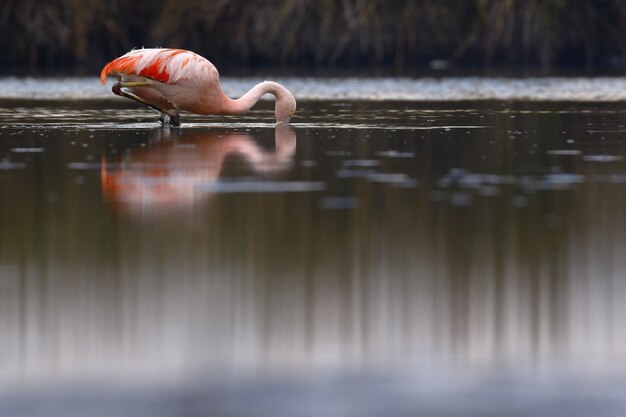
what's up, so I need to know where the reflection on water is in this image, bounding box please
[1,98,626,414]
[101,125,297,213]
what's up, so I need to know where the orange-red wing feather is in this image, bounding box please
[100,56,140,84]
[138,57,171,84]
[100,49,188,85]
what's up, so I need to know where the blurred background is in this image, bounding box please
[2,0,626,74]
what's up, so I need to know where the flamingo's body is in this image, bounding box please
[100,48,296,125]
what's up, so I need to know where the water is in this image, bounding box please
[1,77,626,416]
[3,75,626,101]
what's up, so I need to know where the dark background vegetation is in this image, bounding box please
[2,0,626,74]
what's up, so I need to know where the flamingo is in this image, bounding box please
[100,48,296,126]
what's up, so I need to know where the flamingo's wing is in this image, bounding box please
[100,48,216,85]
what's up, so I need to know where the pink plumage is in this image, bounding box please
[100,48,296,124]
[100,48,207,85]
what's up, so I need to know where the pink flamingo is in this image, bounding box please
[100,48,296,126]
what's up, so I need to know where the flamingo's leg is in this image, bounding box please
[115,81,151,88]
[157,111,180,127]
[112,82,164,113]
[169,112,181,127]
[112,82,181,126]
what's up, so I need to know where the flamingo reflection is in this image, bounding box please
[101,125,296,213]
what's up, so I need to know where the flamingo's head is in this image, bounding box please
[276,88,296,124]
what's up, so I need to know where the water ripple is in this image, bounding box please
[3,76,626,101]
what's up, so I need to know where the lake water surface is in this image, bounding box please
[1,77,626,416]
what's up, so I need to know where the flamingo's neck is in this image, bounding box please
[221,81,296,124]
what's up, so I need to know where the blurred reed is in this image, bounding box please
[1,0,626,72]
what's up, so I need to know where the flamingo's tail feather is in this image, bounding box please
[100,56,142,85]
